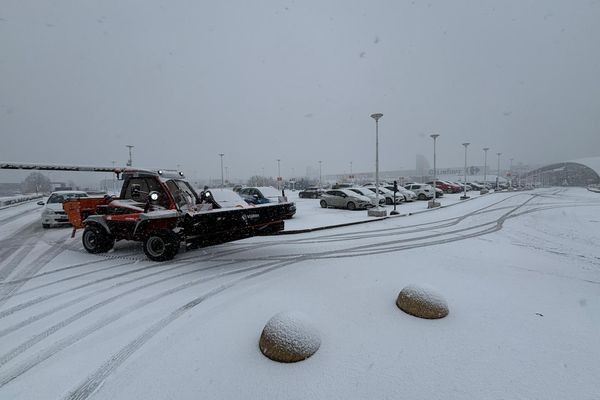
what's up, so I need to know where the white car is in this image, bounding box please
[364,186,403,205]
[348,187,386,206]
[384,185,417,202]
[404,184,435,200]
[39,190,88,228]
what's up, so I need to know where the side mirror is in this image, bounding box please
[37,201,45,206]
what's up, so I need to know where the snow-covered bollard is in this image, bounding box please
[259,311,321,363]
[396,284,449,319]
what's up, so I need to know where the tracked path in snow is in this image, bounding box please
[0,189,598,399]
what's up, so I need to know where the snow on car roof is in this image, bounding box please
[254,186,282,197]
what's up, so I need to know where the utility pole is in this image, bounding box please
[219,153,224,188]
[126,145,134,167]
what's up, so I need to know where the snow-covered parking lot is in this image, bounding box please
[0,187,599,399]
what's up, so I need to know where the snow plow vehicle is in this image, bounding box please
[62,169,295,261]
[0,162,295,261]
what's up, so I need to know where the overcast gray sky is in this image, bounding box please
[1,0,599,184]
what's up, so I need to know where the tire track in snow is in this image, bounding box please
[62,257,301,400]
[0,258,290,388]
[0,259,240,339]
[0,241,67,308]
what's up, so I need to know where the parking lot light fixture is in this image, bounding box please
[481,147,490,194]
[219,153,224,188]
[428,134,440,208]
[496,153,502,190]
[460,143,470,200]
[368,113,386,217]
[318,160,322,190]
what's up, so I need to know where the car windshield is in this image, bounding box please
[47,193,87,203]
[166,180,197,210]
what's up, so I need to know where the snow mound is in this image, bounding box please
[259,311,321,363]
[396,284,449,319]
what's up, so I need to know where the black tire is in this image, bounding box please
[418,193,427,200]
[385,197,393,205]
[347,201,356,210]
[143,231,180,261]
[320,200,328,208]
[82,225,114,254]
[42,223,51,229]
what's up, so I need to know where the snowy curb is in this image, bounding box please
[281,193,485,235]
[0,196,44,211]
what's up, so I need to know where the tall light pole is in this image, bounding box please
[111,161,116,194]
[318,161,322,189]
[277,159,281,191]
[483,148,489,183]
[481,147,490,194]
[496,152,502,190]
[509,158,514,190]
[369,113,386,216]
[126,145,134,167]
[429,134,440,208]
[461,143,470,200]
[350,161,353,183]
[219,153,224,188]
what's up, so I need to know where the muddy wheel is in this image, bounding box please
[42,223,51,229]
[320,200,327,208]
[347,201,356,210]
[418,193,427,200]
[143,231,180,261]
[82,225,114,254]
[385,197,393,205]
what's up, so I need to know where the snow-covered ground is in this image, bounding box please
[0,188,599,399]
[284,189,484,231]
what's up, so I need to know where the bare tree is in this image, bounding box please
[21,172,51,194]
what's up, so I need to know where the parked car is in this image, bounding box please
[238,186,296,218]
[239,186,281,204]
[319,189,373,210]
[298,187,324,199]
[383,185,417,202]
[38,190,89,228]
[208,188,251,208]
[426,181,455,193]
[348,187,386,206]
[364,186,403,205]
[404,184,435,200]
[466,182,484,190]
[440,180,463,193]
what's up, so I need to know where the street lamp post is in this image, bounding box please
[350,161,353,184]
[277,159,281,191]
[461,143,470,200]
[496,152,502,190]
[368,113,386,217]
[126,145,134,167]
[219,153,224,188]
[509,158,514,190]
[318,160,322,190]
[481,147,490,194]
[428,134,440,208]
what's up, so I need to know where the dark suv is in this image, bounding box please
[298,187,324,199]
